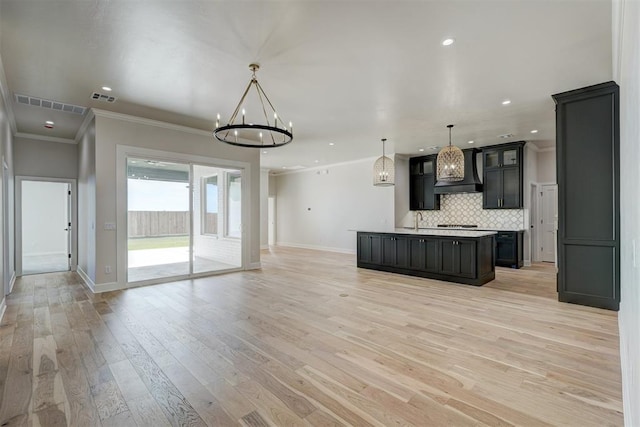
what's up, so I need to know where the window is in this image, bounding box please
[226,172,241,238]
[203,175,218,235]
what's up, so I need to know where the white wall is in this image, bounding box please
[275,158,394,253]
[522,144,538,264]
[92,110,260,287]
[537,149,556,183]
[77,118,96,282]
[614,1,640,425]
[14,136,78,179]
[260,169,269,248]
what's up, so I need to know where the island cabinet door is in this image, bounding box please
[358,233,382,264]
[439,239,477,278]
[408,238,439,272]
[457,240,477,278]
[381,235,409,267]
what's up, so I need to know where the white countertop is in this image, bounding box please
[422,227,526,232]
[357,228,497,238]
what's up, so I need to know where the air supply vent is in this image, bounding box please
[15,93,86,115]
[91,92,117,103]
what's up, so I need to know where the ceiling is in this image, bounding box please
[0,1,612,171]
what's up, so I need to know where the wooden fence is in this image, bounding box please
[128,211,189,237]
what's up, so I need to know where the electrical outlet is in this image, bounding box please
[105,265,112,274]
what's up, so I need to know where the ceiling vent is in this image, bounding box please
[91,92,117,103]
[499,133,515,139]
[15,93,86,115]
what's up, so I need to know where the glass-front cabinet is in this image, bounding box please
[481,141,525,209]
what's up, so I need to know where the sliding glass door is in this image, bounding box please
[127,157,242,283]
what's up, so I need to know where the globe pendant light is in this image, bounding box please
[437,124,464,182]
[373,138,395,186]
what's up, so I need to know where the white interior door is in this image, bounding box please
[21,180,70,275]
[268,196,276,246]
[540,184,558,263]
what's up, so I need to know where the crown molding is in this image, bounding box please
[92,108,212,137]
[14,132,76,145]
[270,155,380,176]
[0,54,17,135]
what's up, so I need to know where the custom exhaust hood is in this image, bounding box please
[434,148,483,194]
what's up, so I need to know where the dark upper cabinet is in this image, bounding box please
[552,81,620,311]
[409,155,440,210]
[482,142,525,209]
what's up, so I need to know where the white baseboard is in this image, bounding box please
[247,262,262,270]
[77,267,96,293]
[0,297,6,323]
[524,260,532,267]
[260,244,269,250]
[9,272,15,293]
[93,282,121,293]
[276,241,356,255]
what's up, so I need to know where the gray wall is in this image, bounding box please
[14,136,78,179]
[77,118,96,282]
[537,149,556,183]
[86,110,260,287]
[0,65,15,302]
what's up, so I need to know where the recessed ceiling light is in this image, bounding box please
[329,142,335,146]
[282,166,287,169]
[314,160,319,163]
[502,100,511,105]
[262,151,267,154]
[442,38,455,46]
[418,148,425,152]
[102,86,112,92]
[45,120,54,125]
[530,129,538,134]
[468,140,475,144]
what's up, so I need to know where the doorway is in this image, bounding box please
[540,184,558,264]
[16,178,75,275]
[126,157,243,284]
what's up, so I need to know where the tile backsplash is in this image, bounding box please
[414,193,525,230]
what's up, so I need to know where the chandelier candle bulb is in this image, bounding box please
[242,109,245,124]
[274,112,278,127]
[289,122,293,134]
[260,132,263,143]
[234,130,238,143]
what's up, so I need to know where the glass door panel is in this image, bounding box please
[127,158,190,282]
[192,165,242,274]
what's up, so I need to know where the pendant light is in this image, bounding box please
[373,138,395,186]
[437,124,464,182]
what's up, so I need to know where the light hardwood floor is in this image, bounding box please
[0,247,623,426]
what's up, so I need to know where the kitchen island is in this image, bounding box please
[357,229,497,286]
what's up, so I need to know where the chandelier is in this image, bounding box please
[373,138,395,186]
[214,64,293,148]
[437,124,464,181]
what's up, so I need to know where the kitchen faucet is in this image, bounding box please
[415,211,423,231]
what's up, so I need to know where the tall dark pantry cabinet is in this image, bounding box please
[552,81,620,311]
